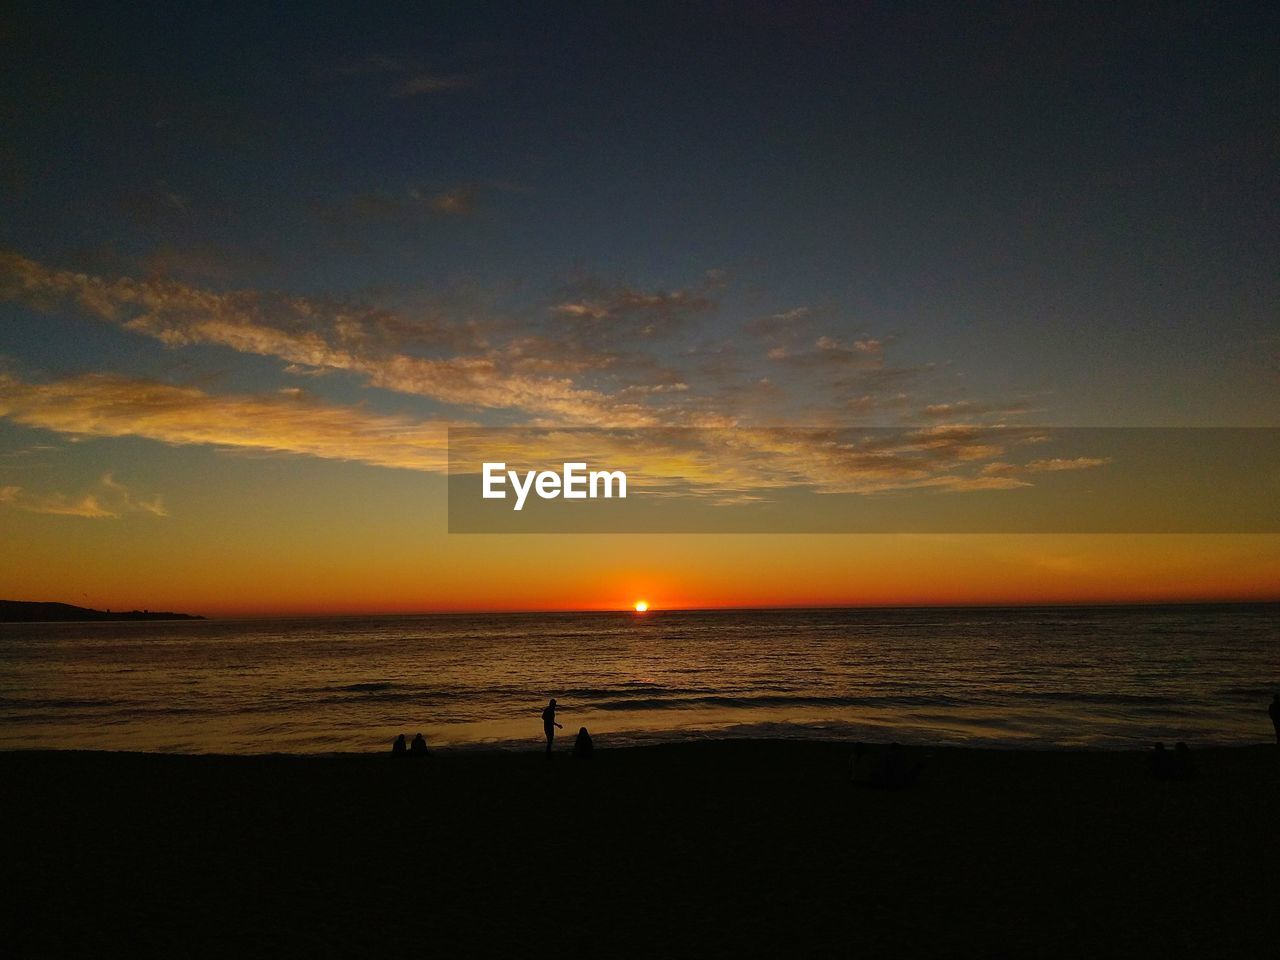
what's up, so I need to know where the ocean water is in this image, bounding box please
[1,605,1276,754]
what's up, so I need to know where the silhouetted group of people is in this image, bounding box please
[390,693,1280,763]
[390,700,595,760]
[1144,695,1280,779]
[391,732,430,757]
[542,698,593,759]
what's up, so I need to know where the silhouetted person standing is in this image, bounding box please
[410,732,429,756]
[1270,694,1280,746]
[391,733,407,756]
[542,698,563,756]
[573,726,593,760]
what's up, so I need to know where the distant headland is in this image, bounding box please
[0,600,204,623]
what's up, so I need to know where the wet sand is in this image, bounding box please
[3,741,1278,958]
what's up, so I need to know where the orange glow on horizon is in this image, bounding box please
[2,489,1277,618]
[634,600,649,613]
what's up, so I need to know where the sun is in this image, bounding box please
[633,600,649,613]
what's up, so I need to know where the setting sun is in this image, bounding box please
[633,600,649,613]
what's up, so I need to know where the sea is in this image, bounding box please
[1,604,1276,754]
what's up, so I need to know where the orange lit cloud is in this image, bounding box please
[1,250,1021,435]
[0,252,1114,500]
[0,251,657,427]
[0,373,450,472]
[0,472,166,519]
[0,369,1112,500]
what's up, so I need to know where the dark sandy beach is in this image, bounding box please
[4,741,1278,958]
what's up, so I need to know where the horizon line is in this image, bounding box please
[44,596,1277,620]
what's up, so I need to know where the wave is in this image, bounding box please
[1024,691,1192,706]
[0,696,121,709]
[588,693,972,711]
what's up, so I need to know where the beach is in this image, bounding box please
[4,741,1278,958]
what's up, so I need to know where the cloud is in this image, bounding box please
[0,473,167,519]
[0,251,657,427]
[0,372,451,472]
[768,335,886,368]
[448,424,1059,500]
[1026,457,1111,472]
[0,249,1095,492]
[920,400,1031,421]
[332,183,485,222]
[338,56,471,97]
[551,285,715,338]
[845,392,910,414]
[746,308,905,390]
[4,252,950,432]
[426,186,477,216]
[619,382,690,396]
[505,280,722,391]
[116,181,192,224]
[134,244,235,283]
[744,307,811,340]
[981,456,1111,477]
[393,73,471,96]
[0,364,1116,508]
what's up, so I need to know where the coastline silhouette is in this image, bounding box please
[542,698,563,756]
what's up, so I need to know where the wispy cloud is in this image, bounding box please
[551,285,715,338]
[0,366,1117,504]
[768,335,885,367]
[0,250,1077,489]
[0,251,656,427]
[920,400,1032,421]
[981,456,1111,477]
[449,425,1088,499]
[0,472,167,519]
[338,55,472,97]
[0,373,451,472]
[116,180,192,224]
[330,183,491,223]
[1026,456,1111,472]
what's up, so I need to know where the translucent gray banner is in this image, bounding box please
[447,427,1280,533]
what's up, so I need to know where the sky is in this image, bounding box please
[1,1,1277,614]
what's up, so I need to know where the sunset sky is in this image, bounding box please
[1,2,1277,614]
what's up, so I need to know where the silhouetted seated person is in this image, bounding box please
[391,733,407,756]
[572,726,594,760]
[1271,694,1280,747]
[410,732,430,756]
